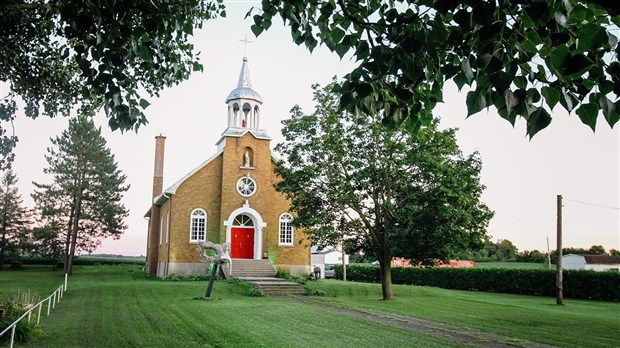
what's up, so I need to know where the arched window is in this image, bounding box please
[189,209,207,243]
[279,213,293,245]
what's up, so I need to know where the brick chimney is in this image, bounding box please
[147,135,166,276]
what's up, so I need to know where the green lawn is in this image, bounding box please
[305,280,620,348]
[0,265,461,347]
[1,265,618,348]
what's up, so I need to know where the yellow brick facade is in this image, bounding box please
[150,132,310,277]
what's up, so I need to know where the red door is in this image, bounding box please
[231,227,254,259]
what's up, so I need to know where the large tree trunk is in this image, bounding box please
[66,195,82,275]
[379,255,393,300]
[63,206,75,274]
[0,229,6,270]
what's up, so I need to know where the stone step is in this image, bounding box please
[229,259,277,278]
[238,276,307,296]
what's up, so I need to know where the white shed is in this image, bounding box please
[310,247,350,278]
[562,254,620,272]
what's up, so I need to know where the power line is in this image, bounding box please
[564,198,620,211]
[488,210,545,232]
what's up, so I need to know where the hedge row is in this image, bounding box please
[335,265,620,301]
[5,257,145,266]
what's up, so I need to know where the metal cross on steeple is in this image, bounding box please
[239,35,253,56]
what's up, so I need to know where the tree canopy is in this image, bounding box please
[0,0,225,167]
[275,82,493,299]
[252,0,620,136]
[0,170,30,269]
[32,115,129,274]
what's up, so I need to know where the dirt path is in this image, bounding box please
[286,296,556,348]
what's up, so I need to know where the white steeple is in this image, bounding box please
[225,57,263,129]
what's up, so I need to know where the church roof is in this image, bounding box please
[225,57,263,104]
[152,149,224,206]
[216,127,271,147]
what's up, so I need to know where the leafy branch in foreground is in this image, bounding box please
[252,0,620,137]
[0,0,225,167]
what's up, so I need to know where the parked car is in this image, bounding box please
[324,264,335,278]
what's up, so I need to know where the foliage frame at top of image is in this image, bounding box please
[0,0,226,167]
[252,0,620,137]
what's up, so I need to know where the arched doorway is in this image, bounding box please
[230,214,254,259]
[224,202,266,260]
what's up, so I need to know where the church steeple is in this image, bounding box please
[225,57,263,129]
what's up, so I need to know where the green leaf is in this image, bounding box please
[262,18,272,31]
[466,90,486,117]
[504,89,518,116]
[565,53,592,77]
[460,58,474,83]
[577,23,609,51]
[606,101,620,127]
[596,97,618,128]
[541,86,560,110]
[490,71,511,93]
[526,107,552,138]
[139,98,150,109]
[550,45,570,73]
[251,24,263,37]
[575,102,599,132]
[335,44,349,58]
[331,27,345,44]
[514,76,527,89]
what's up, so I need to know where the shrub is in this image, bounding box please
[0,291,44,344]
[309,289,326,297]
[335,265,620,301]
[248,286,265,297]
[163,273,211,281]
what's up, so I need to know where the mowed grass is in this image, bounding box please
[1,265,462,348]
[305,280,620,348]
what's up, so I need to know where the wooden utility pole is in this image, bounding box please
[556,194,563,305]
[546,236,551,269]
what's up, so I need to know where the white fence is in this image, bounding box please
[0,274,68,348]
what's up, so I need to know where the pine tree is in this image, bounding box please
[32,116,129,274]
[0,170,30,269]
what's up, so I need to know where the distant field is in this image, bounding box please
[1,265,617,347]
[474,262,549,269]
[78,254,146,264]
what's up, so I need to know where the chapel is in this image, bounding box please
[144,57,311,278]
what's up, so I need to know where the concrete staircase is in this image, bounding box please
[229,258,277,278]
[229,259,306,296]
[239,277,307,296]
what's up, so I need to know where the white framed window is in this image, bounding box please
[279,213,293,245]
[189,208,207,243]
[165,210,170,244]
[236,176,257,197]
[233,214,254,227]
[159,215,164,245]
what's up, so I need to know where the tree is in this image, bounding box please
[275,82,493,300]
[252,1,620,138]
[0,170,30,269]
[0,0,225,167]
[588,244,606,254]
[32,116,129,274]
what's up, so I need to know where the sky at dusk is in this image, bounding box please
[7,3,620,256]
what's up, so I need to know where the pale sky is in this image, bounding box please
[8,3,620,256]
